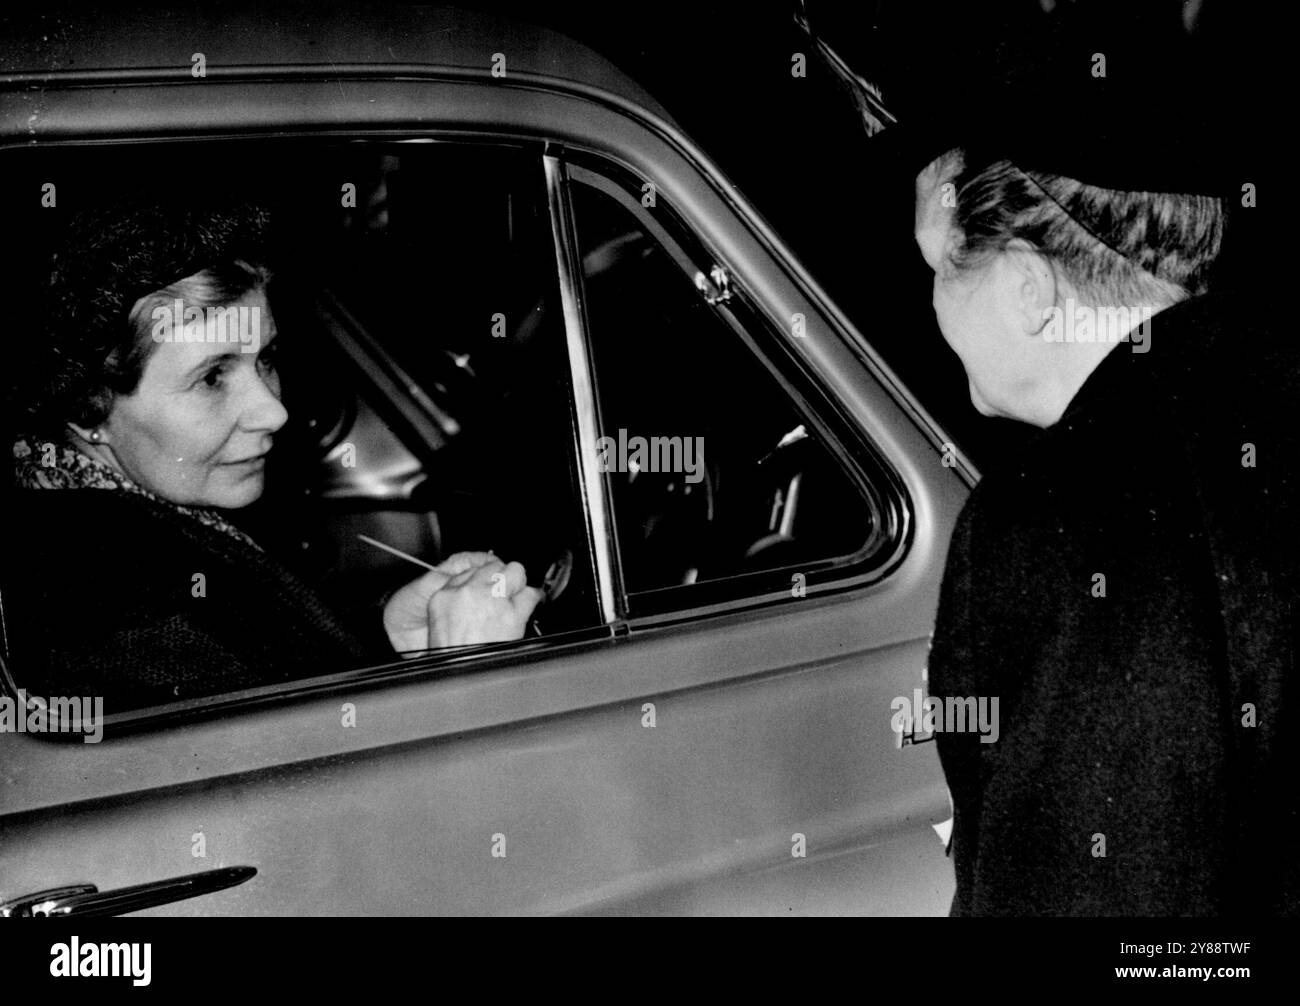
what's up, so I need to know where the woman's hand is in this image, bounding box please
[382,551,540,654]
[382,571,451,656]
[426,557,542,648]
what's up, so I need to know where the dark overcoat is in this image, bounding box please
[930,293,1298,915]
[1,487,390,712]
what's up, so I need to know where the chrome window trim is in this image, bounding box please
[543,152,621,624]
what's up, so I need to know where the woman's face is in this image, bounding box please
[97,287,287,509]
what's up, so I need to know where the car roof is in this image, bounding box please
[0,4,675,123]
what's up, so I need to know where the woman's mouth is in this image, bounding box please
[222,452,269,468]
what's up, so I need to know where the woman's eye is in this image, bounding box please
[198,365,227,390]
[257,344,279,373]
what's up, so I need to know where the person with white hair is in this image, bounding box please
[911,51,1294,915]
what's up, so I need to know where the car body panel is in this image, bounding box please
[0,5,673,121]
[3,622,950,915]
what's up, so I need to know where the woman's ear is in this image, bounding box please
[66,420,106,446]
[1000,238,1058,335]
[66,389,116,446]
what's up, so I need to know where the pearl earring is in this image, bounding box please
[89,431,101,442]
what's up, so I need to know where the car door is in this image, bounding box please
[0,66,966,916]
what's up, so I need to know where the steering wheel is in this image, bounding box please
[735,433,816,570]
[605,457,718,589]
[526,547,574,636]
[538,547,574,604]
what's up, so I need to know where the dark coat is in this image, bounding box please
[1,487,392,712]
[929,293,1299,916]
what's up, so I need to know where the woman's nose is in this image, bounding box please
[239,370,289,433]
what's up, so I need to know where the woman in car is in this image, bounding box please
[4,198,540,710]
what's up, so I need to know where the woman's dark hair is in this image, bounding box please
[23,199,272,431]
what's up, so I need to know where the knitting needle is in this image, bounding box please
[356,533,442,573]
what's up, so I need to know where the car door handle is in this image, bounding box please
[0,865,256,917]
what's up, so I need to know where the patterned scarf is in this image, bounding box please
[12,434,261,549]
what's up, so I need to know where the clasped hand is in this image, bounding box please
[382,551,542,654]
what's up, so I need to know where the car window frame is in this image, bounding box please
[558,152,912,625]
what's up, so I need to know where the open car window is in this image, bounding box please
[0,139,602,719]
